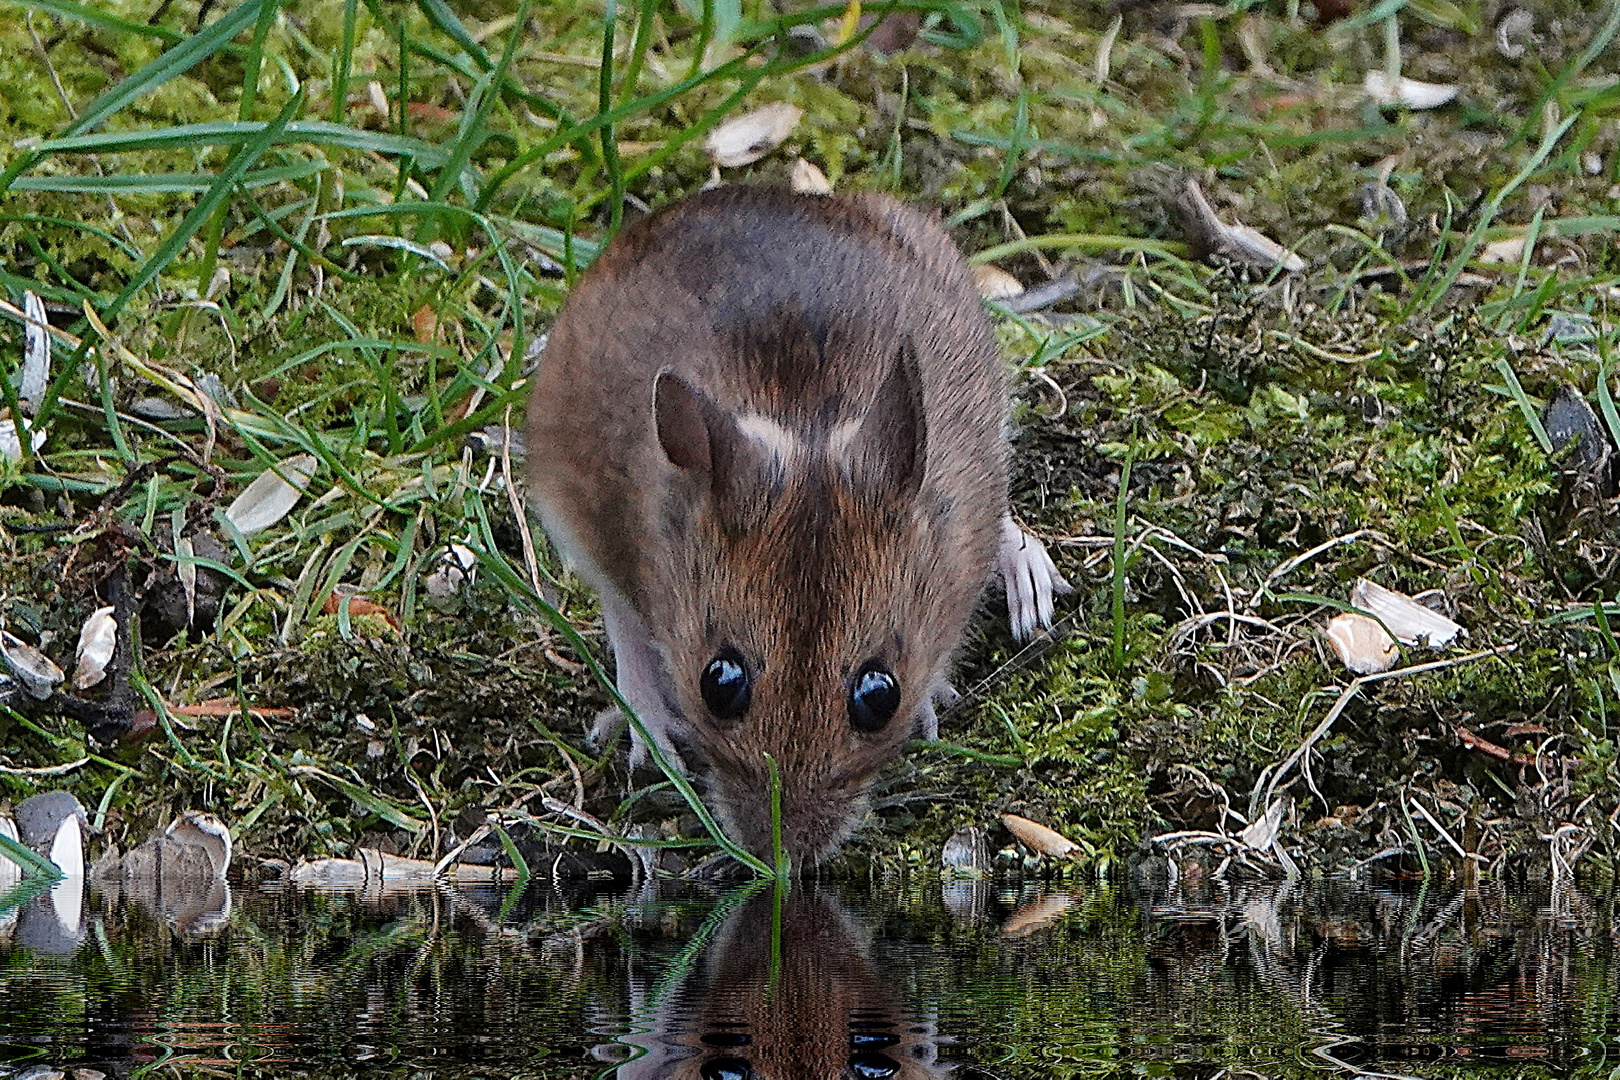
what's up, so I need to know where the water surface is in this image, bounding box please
[2,871,1616,1078]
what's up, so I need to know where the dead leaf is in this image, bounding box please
[322,592,403,633]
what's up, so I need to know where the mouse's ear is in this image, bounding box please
[844,342,927,502]
[654,370,722,474]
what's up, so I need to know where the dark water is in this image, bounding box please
[2,870,1617,1078]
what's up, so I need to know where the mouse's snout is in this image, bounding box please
[701,753,878,870]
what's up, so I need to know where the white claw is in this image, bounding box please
[997,516,1072,641]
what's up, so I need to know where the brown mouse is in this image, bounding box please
[526,186,1068,867]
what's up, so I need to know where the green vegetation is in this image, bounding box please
[0,0,1616,884]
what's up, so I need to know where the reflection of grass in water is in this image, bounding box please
[0,0,1616,881]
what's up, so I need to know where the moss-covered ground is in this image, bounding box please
[0,0,1616,886]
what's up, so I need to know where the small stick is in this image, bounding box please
[0,757,89,777]
[501,404,547,606]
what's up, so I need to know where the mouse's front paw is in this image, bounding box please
[915,677,962,741]
[998,516,1072,641]
[589,705,628,753]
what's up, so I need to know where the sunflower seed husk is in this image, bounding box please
[1364,71,1459,110]
[20,291,49,410]
[788,157,833,195]
[1325,613,1398,674]
[0,630,63,699]
[705,103,803,168]
[72,606,117,690]
[1350,578,1464,647]
[225,453,318,536]
[973,264,1026,301]
[1002,813,1080,858]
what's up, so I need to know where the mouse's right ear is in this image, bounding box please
[656,371,784,532]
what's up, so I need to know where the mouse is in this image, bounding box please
[525,185,1069,867]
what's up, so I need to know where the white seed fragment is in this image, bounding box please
[1364,72,1459,110]
[72,606,117,690]
[225,453,318,536]
[1350,578,1464,647]
[0,419,48,461]
[1002,813,1080,858]
[425,543,478,599]
[21,291,49,410]
[1325,613,1398,675]
[1481,235,1527,264]
[165,811,232,878]
[705,103,803,168]
[973,264,1026,301]
[788,157,833,195]
[0,629,64,699]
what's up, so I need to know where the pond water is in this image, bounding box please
[1,870,1617,1079]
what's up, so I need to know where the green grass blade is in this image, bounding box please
[101,92,304,323]
[599,0,625,234]
[1597,357,1620,453]
[415,0,494,70]
[332,0,360,123]
[0,834,62,882]
[1420,112,1580,311]
[427,0,532,206]
[467,535,773,876]
[14,0,182,42]
[1494,357,1554,455]
[238,0,281,119]
[63,0,267,140]
[1111,453,1133,671]
[11,162,325,195]
[34,120,449,166]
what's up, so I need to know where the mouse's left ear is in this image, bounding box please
[843,342,927,502]
[653,369,720,474]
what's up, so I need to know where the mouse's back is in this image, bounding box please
[526,187,1007,863]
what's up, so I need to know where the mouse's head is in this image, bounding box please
[641,346,985,868]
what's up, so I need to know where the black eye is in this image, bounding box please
[848,662,900,733]
[700,648,751,720]
[701,1058,753,1080]
[847,1052,900,1078]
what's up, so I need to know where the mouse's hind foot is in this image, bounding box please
[998,515,1072,641]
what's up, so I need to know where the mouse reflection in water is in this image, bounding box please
[595,889,950,1079]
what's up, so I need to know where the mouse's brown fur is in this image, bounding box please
[526,187,1005,866]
